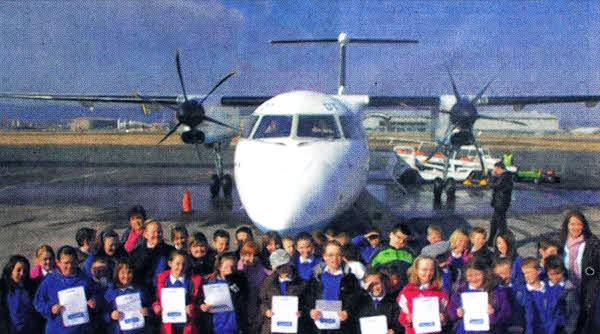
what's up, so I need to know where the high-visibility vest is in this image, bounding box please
[503,153,513,166]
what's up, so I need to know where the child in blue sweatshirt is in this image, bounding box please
[351,227,384,263]
[293,232,323,281]
[2,255,42,334]
[33,245,97,334]
[544,255,579,334]
[520,256,566,334]
[103,260,149,334]
[493,257,525,333]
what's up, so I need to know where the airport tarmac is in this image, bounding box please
[1,144,600,264]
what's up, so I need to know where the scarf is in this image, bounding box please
[567,235,584,282]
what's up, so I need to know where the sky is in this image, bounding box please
[0,0,599,127]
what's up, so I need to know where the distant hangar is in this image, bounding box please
[363,109,559,134]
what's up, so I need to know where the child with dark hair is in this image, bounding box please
[30,245,57,281]
[75,227,97,265]
[187,232,216,276]
[351,227,384,263]
[121,205,147,253]
[34,245,97,334]
[234,226,254,257]
[447,259,511,334]
[357,268,401,334]
[103,260,150,334]
[293,232,322,281]
[212,229,230,256]
[199,252,249,334]
[342,244,366,282]
[2,255,42,333]
[85,228,126,278]
[259,231,283,270]
[153,250,202,334]
[493,230,524,286]
[170,224,188,251]
[493,257,524,333]
[469,227,493,269]
[544,255,579,334]
[537,237,560,281]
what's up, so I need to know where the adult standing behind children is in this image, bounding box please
[488,162,513,247]
[559,210,600,331]
[121,205,147,253]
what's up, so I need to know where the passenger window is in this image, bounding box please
[253,115,292,139]
[339,115,361,139]
[241,116,259,138]
[297,115,340,139]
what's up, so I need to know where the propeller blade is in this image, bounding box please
[473,75,499,103]
[158,122,182,145]
[478,114,527,126]
[203,115,240,132]
[445,66,461,100]
[199,71,236,105]
[174,50,188,102]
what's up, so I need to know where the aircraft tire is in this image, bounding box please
[210,174,220,198]
[446,178,457,199]
[222,174,233,198]
[433,178,443,202]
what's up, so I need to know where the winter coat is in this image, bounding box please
[199,271,249,334]
[568,237,600,332]
[129,242,175,296]
[152,270,202,334]
[397,282,449,334]
[103,285,150,334]
[2,277,42,334]
[33,271,97,334]
[120,227,145,254]
[187,250,217,277]
[304,264,362,334]
[490,171,513,211]
[356,291,401,334]
[259,272,307,334]
[469,247,494,269]
[237,260,270,334]
[446,282,512,334]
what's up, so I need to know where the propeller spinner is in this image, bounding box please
[158,51,237,145]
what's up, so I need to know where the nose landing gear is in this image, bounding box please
[433,177,456,210]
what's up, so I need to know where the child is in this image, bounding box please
[357,268,401,334]
[34,245,97,334]
[2,255,42,334]
[447,259,511,334]
[259,231,282,270]
[212,229,230,255]
[171,224,189,251]
[103,260,150,334]
[441,229,470,295]
[282,235,296,257]
[398,256,449,334]
[305,240,361,333]
[493,258,524,333]
[293,232,323,281]
[30,245,56,281]
[234,226,254,259]
[200,253,249,334]
[537,237,560,281]
[260,249,306,334]
[469,227,493,268]
[187,232,216,276]
[75,227,97,265]
[85,229,126,276]
[420,225,451,260]
[351,227,384,263]
[342,244,366,282]
[544,255,579,334]
[493,231,524,287]
[237,241,270,334]
[153,250,202,334]
[121,205,147,253]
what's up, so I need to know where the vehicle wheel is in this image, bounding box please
[221,174,233,198]
[533,177,541,185]
[210,174,220,198]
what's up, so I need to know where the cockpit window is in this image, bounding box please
[297,115,340,139]
[253,115,293,139]
[241,116,259,138]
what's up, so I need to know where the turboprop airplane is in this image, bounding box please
[2,33,600,234]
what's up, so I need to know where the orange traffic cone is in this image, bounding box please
[182,189,192,213]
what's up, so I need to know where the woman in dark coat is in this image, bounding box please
[559,210,600,332]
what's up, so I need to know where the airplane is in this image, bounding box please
[2,32,600,234]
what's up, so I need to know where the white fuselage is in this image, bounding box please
[234,91,369,233]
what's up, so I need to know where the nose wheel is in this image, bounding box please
[210,173,233,198]
[210,174,221,198]
[433,178,456,204]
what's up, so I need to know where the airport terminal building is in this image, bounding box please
[363,108,560,134]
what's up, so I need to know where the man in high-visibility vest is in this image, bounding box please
[502,151,513,167]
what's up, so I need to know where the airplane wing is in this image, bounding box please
[475,95,600,110]
[0,92,179,105]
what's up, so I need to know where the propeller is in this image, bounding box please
[158,51,237,144]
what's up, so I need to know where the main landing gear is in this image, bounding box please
[210,173,233,198]
[433,177,456,203]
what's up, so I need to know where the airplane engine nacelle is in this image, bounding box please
[449,130,474,147]
[181,130,205,144]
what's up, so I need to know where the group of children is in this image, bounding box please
[0,205,596,334]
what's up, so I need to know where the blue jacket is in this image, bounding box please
[498,283,525,329]
[5,283,39,333]
[293,254,322,281]
[351,235,383,263]
[521,281,565,334]
[103,285,149,334]
[33,271,96,334]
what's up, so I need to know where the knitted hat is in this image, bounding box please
[269,249,291,271]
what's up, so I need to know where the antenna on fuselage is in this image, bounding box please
[270,33,418,95]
